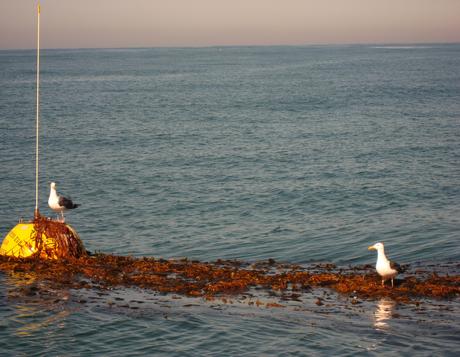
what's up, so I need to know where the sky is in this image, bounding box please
[0,0,459,49]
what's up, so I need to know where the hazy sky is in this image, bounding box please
[1,0,459,49]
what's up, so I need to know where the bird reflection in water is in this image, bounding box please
[374,298,395,330]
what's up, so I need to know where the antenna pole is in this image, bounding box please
[34,2,40,219]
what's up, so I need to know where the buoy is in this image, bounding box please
[0,3,85,260]
[0,214,86,259]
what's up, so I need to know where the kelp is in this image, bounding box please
[32,214,86,259]
[0,253,458,303]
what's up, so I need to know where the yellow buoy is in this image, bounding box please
[0,215,86,259]
[1,5,86,260]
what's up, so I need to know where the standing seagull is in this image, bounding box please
[368,242,402,287]
[48,182,79,222]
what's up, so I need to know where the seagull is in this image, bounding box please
[368,242,402,287]
[48,182,79,222]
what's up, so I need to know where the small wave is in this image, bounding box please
[371,46,432,50]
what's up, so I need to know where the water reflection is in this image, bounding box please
[373,298,395,330]
[14,305,70,336]
[4,271,72,337]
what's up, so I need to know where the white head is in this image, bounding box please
[368,242,384,252]
[50,182,56,190]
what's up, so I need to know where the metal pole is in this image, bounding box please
[35,2,40,218]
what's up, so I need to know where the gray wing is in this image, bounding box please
[390,261,406,273]
[58,196,79,209]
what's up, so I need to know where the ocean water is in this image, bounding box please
[0,44,459,356]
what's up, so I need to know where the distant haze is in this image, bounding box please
[1,0,459,49]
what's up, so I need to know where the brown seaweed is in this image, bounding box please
[0,253,458,303]
[32,214,86,259]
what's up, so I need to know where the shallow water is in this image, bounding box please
[1,44,459,355]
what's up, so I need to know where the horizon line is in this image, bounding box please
[1,40,459,52]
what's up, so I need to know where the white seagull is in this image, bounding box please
[48,182,79,222]
[368,242,402,287]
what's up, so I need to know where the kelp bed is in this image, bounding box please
[0,254,459,304]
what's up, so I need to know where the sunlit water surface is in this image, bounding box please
[1,45,459,355]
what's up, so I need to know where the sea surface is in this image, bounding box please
[0,44,459,356]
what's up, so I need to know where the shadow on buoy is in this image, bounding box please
[0,212,85,259]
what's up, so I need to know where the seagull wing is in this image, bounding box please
[58,196,79,209]
[390,260,405,273]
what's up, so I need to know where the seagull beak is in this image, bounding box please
[368,246,375,250]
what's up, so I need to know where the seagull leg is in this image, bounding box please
[381,279,384,287]
[60,211,65,223]
[391,278,394,288]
